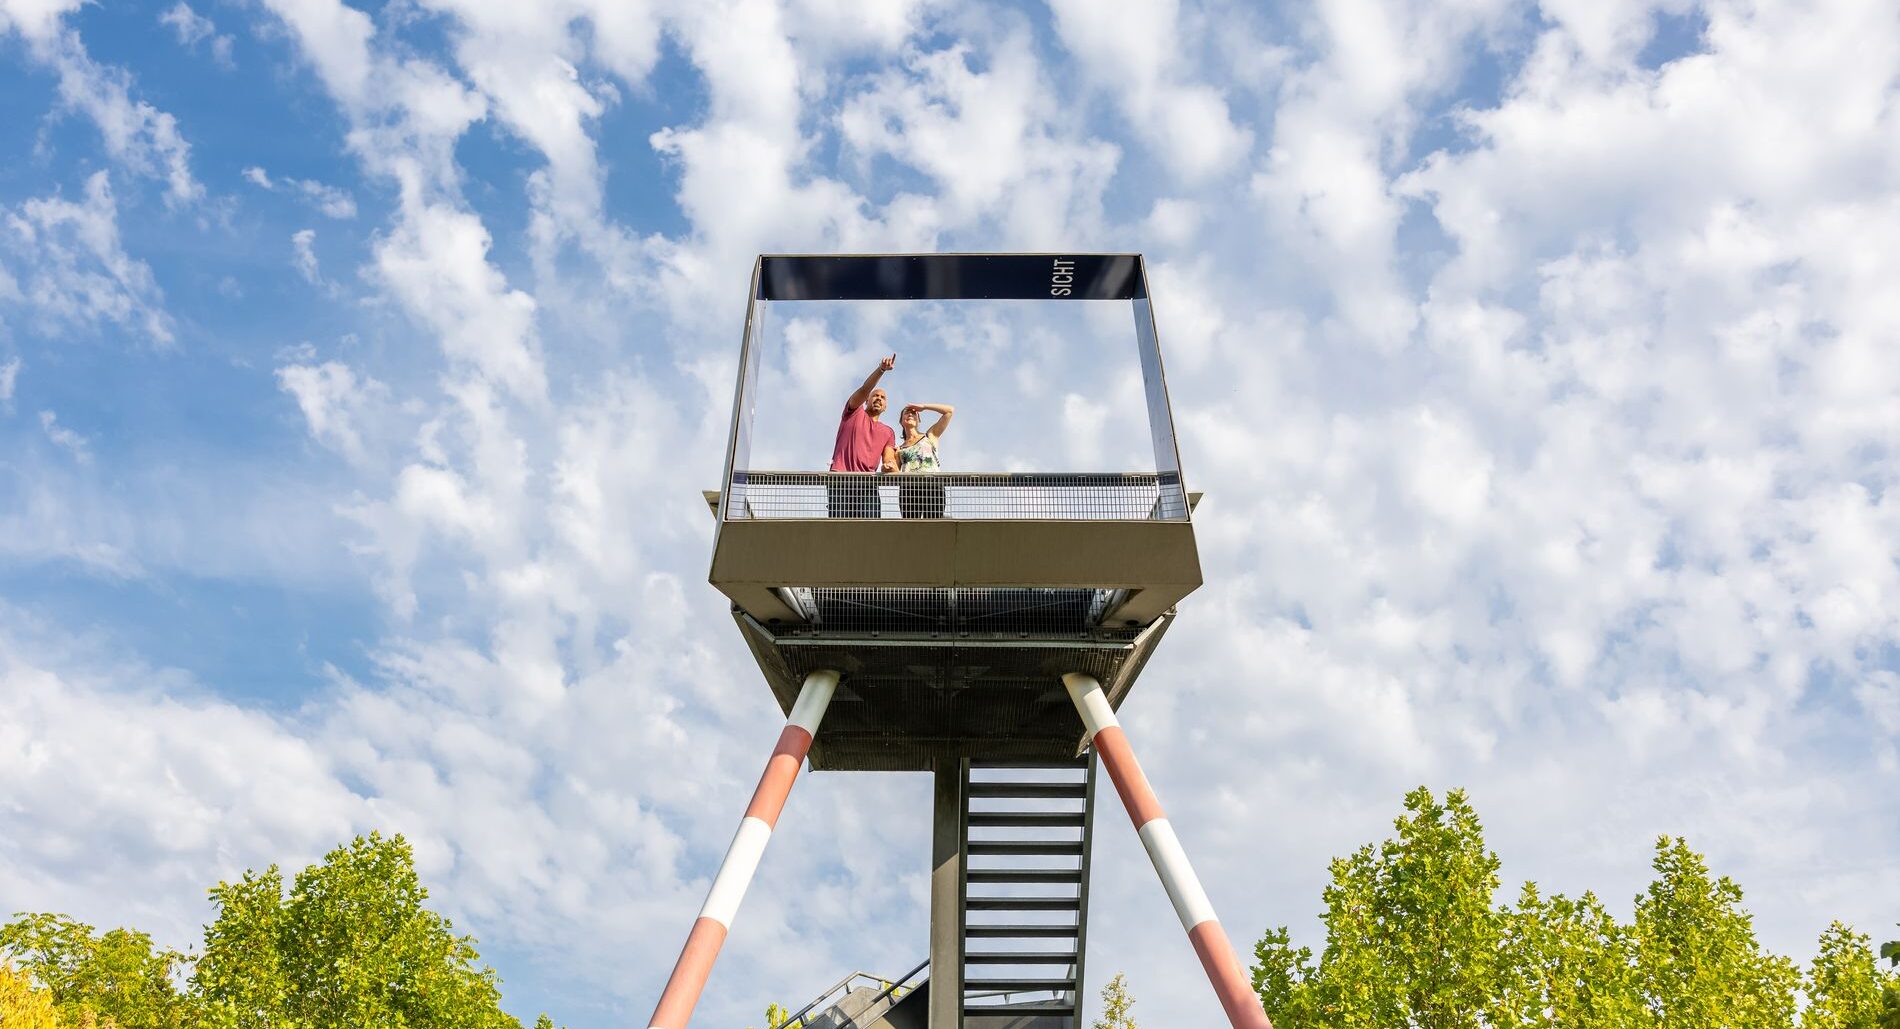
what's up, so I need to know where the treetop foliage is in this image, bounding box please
[1251,787,1899,1029]
[2,960,68,1028]
[2,800,1886,1029]
[1093,971,1138,1029]
[1,832,558,1029]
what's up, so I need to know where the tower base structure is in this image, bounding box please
[643,668,1272,1029]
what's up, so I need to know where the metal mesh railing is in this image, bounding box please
[724,471,1188,520]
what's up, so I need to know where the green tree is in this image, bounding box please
[192,832,520,1029]
[1093,971,1138,1029]
[1248,789,1857,1029]
[1633,838,1797,1028]
[2,960,66,1029]
[0,914,189,1028]
[1493,884,1642,1028]
[1250,927,1316,1027]
[1250,787,1504,1028]
[1806,922,1886,1029]
[745,1002,790,1029]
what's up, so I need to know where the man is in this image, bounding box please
[827,353,896,517]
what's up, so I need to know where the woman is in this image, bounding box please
[884,402,953,518]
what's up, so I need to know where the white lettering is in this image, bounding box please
[1050,257,1076,297]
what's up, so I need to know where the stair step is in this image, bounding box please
[968,840,1084,856]
[965,924,1081,938]
[970,756,1090,769]
[967,812,1086,828]
[966,869,1081,884]
[966,897,1080,911]
[965,977,1076,992]
[967,783,1088,799]
[965,1001,1077,1013]
[965,951,1077,964]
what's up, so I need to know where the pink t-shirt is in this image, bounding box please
[829,404,895,472]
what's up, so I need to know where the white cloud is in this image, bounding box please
[784,0,930,55]
[0,0,82,47]
[277,360,393,468]
[1,1,201,204]
[158,2,233,67]
[158,2,211,44]
[36,410,89,463]
[373,204,546,400]
[836,31,1119,240]
[412,0,612,238]
[1245,0,1519,346]
[0,607,369,943]
[1142,197,1203,246]
[0,357,18,405]
[291,227,320,283]
[1047,0,1252,180]
[1,171,174,346]
[243,165,358,219]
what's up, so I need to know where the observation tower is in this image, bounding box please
[648,254,1273,1029]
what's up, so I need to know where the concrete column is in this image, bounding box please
[647,670,840,1029]
[929,757,965,1029]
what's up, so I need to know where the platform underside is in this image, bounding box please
[733,588,1171,771]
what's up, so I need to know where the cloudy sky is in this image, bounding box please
[2,0,1896,1024]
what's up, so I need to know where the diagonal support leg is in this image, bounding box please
[1062,672,1272,1029]
[647,669,840,1029]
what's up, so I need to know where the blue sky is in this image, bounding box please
[2,0,1897,1025]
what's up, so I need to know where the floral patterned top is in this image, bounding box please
[895,432,941,472]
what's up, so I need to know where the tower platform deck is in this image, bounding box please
[703,480,1199,770]
[708,471,1200,627]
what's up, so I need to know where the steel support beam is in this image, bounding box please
[1062,672,1272,1029]
[647,669,840,1029]
[929,758,966,1029]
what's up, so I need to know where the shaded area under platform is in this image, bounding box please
[734,591,1169,772]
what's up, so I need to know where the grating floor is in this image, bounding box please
[793,588,1106,635]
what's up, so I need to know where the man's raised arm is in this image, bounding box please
[845,354,896,411]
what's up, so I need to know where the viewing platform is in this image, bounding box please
[705,254,1202,771]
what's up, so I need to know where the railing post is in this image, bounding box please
[1061,672,1272,1029]
[647,669,840,1029]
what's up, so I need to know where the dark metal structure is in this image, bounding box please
[649,255,1270,1029]
[712,255,1200,780]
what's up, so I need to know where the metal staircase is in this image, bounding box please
[960,756,1097,1028]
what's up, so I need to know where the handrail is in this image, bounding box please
[735,469,1177,484]
[835,960,928,1029]
[781,959,928,1028]
[724,470,1189,522]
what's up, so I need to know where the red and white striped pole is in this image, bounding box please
[647,668,840,1029]
[1062,672,1273,1029]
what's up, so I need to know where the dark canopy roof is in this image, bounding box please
[758,253,1146,301]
